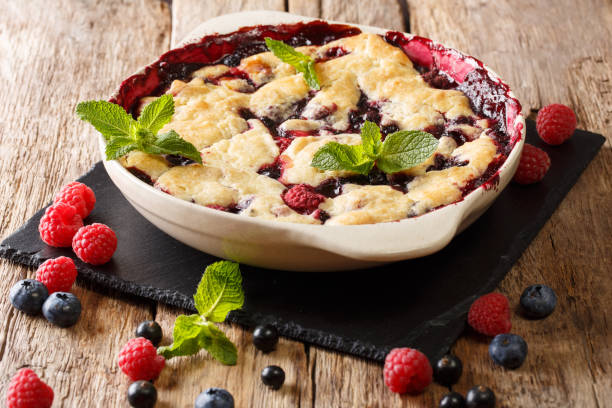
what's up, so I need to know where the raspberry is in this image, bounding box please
[118,337,165,381]
[536,104,576,145]
[6,368,54,408]
[72,223,117,265]
[468,293,512,336]
[513,144,551,185]
[35,256,77,293]
[282,184,326,214]
[54,182,96,219]
[38,203,83,247]
[383,348,432,394]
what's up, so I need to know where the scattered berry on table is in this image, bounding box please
[434,354,463,387]
[118,337,166,381]
[261,365,285,390]
[520,284,557,318]
[383,348,433,394]
[195,388,235,408]
[135,321,163,347]
[42,292,82,327]
[281,184,326,214]
[489,333,528,369]
[6,368,54,408]
[536,103,576,145]
[513,144,551,185]
[465,385,495,408]
[35,256,77,293]
[54,181,96,219]
[467,293,511,336]
[9,279,49,315]
[72,223,117,265]
[38,202,83,247]
[439,391,466,408]
[252,324,279,353]
[127,381,157,408]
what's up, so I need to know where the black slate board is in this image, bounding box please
[0,120,604,363]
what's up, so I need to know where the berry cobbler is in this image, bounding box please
[111,21,521,225]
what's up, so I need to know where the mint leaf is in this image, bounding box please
[377,130,439,174]
[311,142,374,175]
[137,94,175,134]
[76,100,136,141]
[152,130,202,164]
[360,121,382,158]
[205,322,238,365]
[265,37,320,90]
[105,137,137,160]
[194,261,244,323]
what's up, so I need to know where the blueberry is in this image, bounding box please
[489,333,527,369]
[466,385,495,408]
[195,387,234,408]
[136,321,163,346]
[440,391,466,408]
[42,292,81,327]
[127,381,157,408]
[434,354,463,387]
[9,279,48,315]
[261,365,285,390]
[252,324,279,353]
[520,284,557,318]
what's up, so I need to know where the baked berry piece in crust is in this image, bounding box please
[111,21,521,225]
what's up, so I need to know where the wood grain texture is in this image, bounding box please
[0,0,610,406]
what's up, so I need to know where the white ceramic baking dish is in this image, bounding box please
[101,11,525,271]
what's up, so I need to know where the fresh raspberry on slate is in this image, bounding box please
[35,256,77,294]
[513,144,551,185]
[467,293,512,336]
[282,184,326,214]
[383,348,433,394]
[536,103,576,145]
[54,181,96,218]
[118,337,166,381]
[72,223,117,265]
[38,202,84,247]
[6,368,54,408]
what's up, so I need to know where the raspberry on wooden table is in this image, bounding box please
[383,348,433,394]
[54,181,96,219]
[536,103,576,145]
[513,144,551,185]
[281,184,326,214]
[467,293,512,336]
[6,368,54,408]
[35,256,77,293]
[38,202,83,247]
[72,223,117,265]
[118,337,166,381]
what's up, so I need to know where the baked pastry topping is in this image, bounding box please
[111,21,522,225]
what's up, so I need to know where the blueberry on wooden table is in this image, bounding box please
[42,292,81,327]
[127,381,157,408]
[520,284,557,318]
[252,324,279,353]
[135,320,163,346]
[261,365,285,390]
[195,388,234,408]
[489,334,528,369]
[466,385,495,408]
[9,279,48,315]
[434,354,463,387]
[439,391,466,408]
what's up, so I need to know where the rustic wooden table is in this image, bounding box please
[1,1,610,407]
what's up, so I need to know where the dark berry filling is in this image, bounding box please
[426,154,468,172]
[316,46,350,62]
[127,167,154,186]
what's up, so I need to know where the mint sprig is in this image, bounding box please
[76,94,202,164]
[158,261,244,365]
[311,121,439,175]
[265,37,320,90]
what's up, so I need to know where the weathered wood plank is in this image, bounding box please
[171,0,286,47]
[0,0,171,404]
[320,0,405,31]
